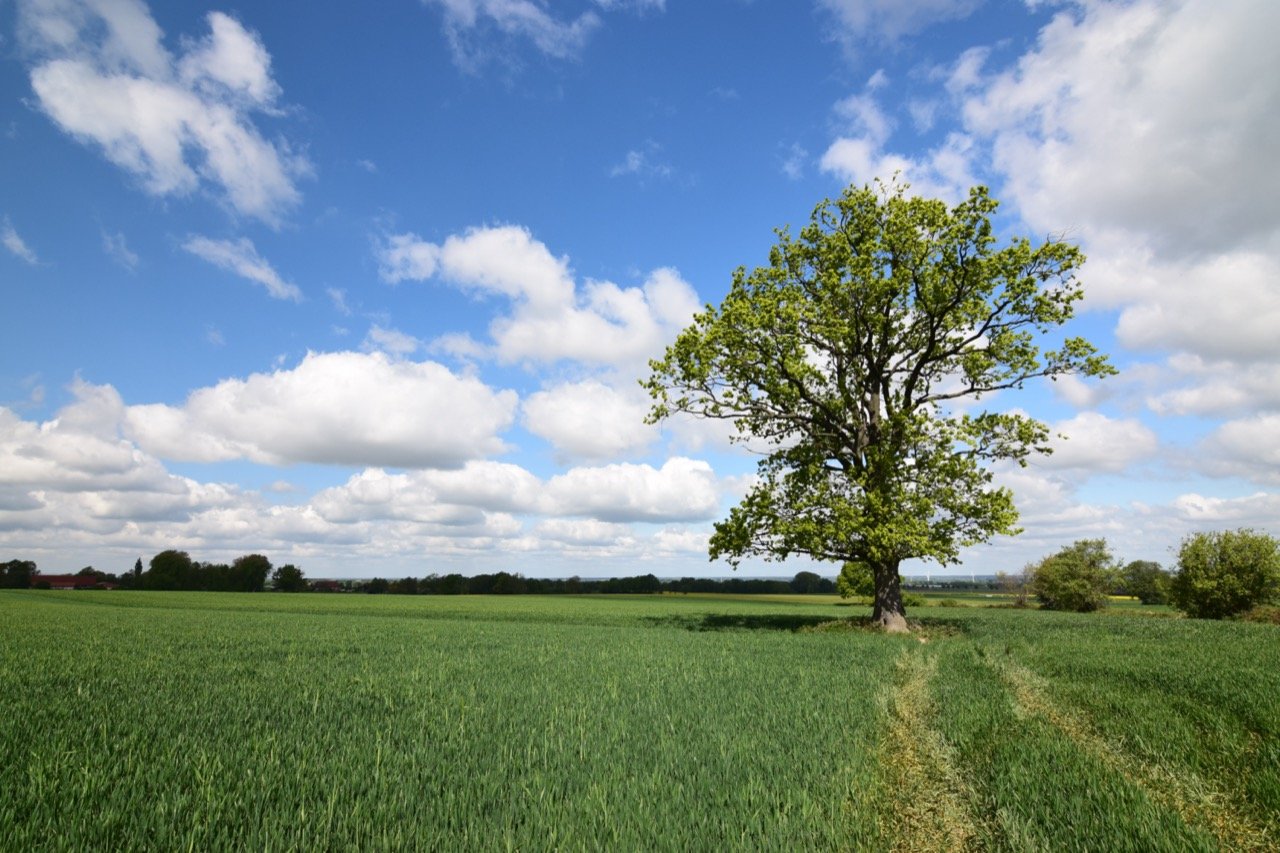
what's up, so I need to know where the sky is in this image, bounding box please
[1,0,1278,580]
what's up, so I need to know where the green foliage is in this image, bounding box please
[788,570,833,594]
[1239,604,1280,625]
[0,559,36,589]
[1120,559,1168,604]
[1170,529,1280,619]
[1029,539,1117,613]
[646,179,1112,621]
[836,561,875,598]
[144,549,194,590]
[270,563,307,592]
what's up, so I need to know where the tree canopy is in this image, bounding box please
[646,180,1113,630]
[1170,529,1280,619]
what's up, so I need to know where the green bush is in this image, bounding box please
[1120,559,1169,604]
[1169,529,1280,619]
[1238,604,1280,625]
[1029,539,1117,613]
[835,561,875,599]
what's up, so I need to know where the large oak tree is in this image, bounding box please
[645,181,1113,631]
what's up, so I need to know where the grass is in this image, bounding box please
[1,590,1277,850]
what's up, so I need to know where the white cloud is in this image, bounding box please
[967,0,1280,259]
[326,287,352,316]
[780,142,808,180]
[377,225,701,368]
[124,351,518,468]
[1146,355,1280,417]
[820,77,979,203]
[20,2,306,224]
[101,229,138,270]
[817,0,984,44]
[545,457,719,522]
[533,517,635,546]
[609,142,672,180]
[2,218,39,264]
[592,0,665,11]
[1039,412,1159,474]
[945,0,1280,368]
[421,0,601,71]
[1197,414,1280,485]
[522,380,655,461]
[363,324,421,356]
[183,236,301,301]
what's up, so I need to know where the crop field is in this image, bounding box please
[2,591,1277,850]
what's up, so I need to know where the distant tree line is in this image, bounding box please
[350,571,837,596]
[1,554,838,596]
[1,551,306,593]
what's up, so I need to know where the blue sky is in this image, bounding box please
[2,0,1278,579]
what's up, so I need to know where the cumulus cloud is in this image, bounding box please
[966,0,1280,258]
[1196,414,1280,485]
[124,351,518,468]
[183,236,301,301]
[2,217,40,264]
[1038,412,1159,474]
[820,76,979,203]
[545,457,719,522]
[376,225,701,368]
[0,382,241,537]
[19,1,306,224]
[522,380,655,461]
[1146,355,1280,418]
[949,0,1280,368]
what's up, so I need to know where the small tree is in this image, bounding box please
[271,564,308,592]
[1029,539,1116,612]
[1121,560,1168,605]
[1169,529,1280,619]
[996,565,1032,607]
[790,570,828,594]
[646,180,1112,631]
[836,561,875,599]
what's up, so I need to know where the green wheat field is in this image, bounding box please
[2,590,1277,850]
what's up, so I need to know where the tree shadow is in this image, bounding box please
[645,612,970,636]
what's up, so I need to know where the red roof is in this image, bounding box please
[37,574,104,589]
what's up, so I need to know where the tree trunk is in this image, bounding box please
[871,559,910,633]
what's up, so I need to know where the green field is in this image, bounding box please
[2,591,1277,850]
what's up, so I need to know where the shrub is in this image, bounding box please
[1238,604,1280,625]
[1029,539,1117,613]
[1120,559,1169,604]
[1169,529,1280,619]
[836,561,874,599]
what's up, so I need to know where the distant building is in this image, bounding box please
[34,574,116,590]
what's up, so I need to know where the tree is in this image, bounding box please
[1,559,37,589]
[790,570,831,594]
[230,554,271,592]
[836,561,875,599]
[144,550,194,590]
[271,563,308,592]
[645,180,1112,631]
[1120,560,1168,605]
[1028,539,1117,612]
[1169,529,1280,619]
[996,566,1032,607]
